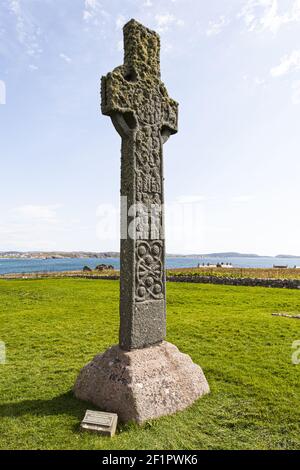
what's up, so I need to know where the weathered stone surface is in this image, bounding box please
[74,19,209,424]
[101,19,178,350]
[80,410,118,436]
[74,341,209,424]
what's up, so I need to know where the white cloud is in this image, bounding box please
[144,0,153,6]
[0,205,87,251]
[254,77,266,86]
[162,42,173,54]
[0,80,6,104]
[206,16,229,36]
[156,13,175,27]
[271,51,300,105]
[116,14,126,30]
[83,0,96,22]
[83,10,92,21]
[85,0,98,7]
[270,50,300,77]
[83,0,110,24]
[96,203,119,243]
[155,13,184,33]
[8,0,21,16]
[239,0,300,34]
[13,204,61,222]
[59,53,72,63]
[7,1,21,35]
[292,80,300,104]
[243,74,267,88]
[7,0,42,57]
[176,195,206,204]
[232,195,255,203]
[166,198,205,253]
[117,39,123,52]
[28,64,38,71]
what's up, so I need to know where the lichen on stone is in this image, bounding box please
[101,19,178,350]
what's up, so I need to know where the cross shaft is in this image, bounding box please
[101,19,178,350]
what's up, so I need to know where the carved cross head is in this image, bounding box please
[101,19,178,142]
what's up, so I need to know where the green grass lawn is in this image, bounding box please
[0,278,299,450]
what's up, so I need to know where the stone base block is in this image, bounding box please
[73,341,209,424]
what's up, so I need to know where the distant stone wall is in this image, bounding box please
[80,275,119,280]
[79,274,300,289]
[166,275,300,289]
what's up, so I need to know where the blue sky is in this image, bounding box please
[0,0,299,255]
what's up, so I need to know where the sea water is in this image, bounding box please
[0,256,299,275]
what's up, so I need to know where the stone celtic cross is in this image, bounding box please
[101,19,178,350]
[74,19,209,423]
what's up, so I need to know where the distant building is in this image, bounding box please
[197,262,233,268]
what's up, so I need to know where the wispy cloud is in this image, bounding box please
[59,53,72,63]
[231,195,255,203]
[254,77,266,86]
[83,0,99,21]
[270,50,300,104]
[116,14,126,30]
[239,0,300,34]
[82,0,110,24]
[116,39,123,51]
[206,15,229,36]
[28,63,38,71]
[7,0,42,56]
[292,80,300,104]
[243,74,267,88]
[155,13,184,33]
[0,204,81,251]
[270,50,300,77]
[13,204,61,223]
[176,195,206,204]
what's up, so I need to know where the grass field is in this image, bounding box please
[0,278,299,450]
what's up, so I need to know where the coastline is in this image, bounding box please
[1,251,300,260]
[1,266,300,280]
[1,256,300,277]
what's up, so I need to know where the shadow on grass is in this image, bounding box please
[0,392,142,436]
[0,391,89,419]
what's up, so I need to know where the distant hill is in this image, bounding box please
[0,251,120,259]
[190,252,262,258]
[0,251,299,259]
[171,252,300,258]
[276,254,300,259]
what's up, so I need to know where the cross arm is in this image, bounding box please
[160,92,178,144]
[101,67,137,137]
